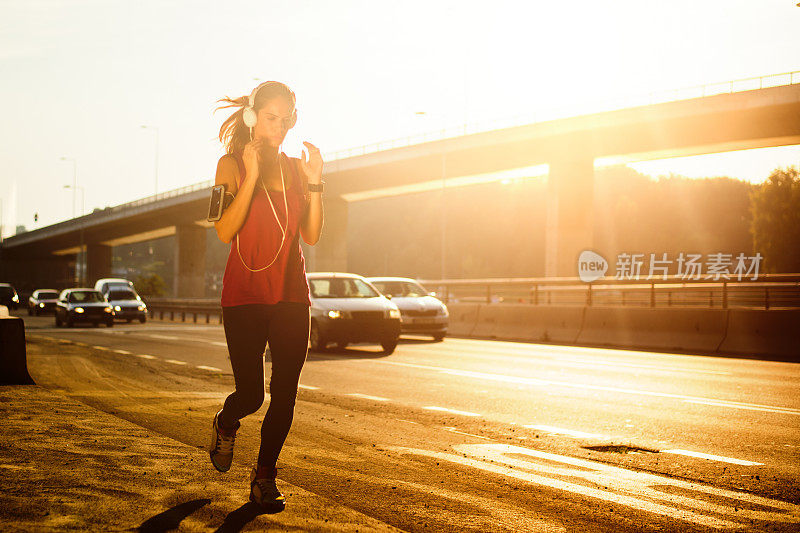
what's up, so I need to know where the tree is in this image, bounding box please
[750,166,800,273]
[134,273,166,297]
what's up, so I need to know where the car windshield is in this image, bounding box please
[371,280,428,298]
[108,290,137,300]
[309,278,379,298]
[0,286,15,297]
[68,291,105,304]
[37,291,59,299]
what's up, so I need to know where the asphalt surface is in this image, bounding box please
[12,311,800,532]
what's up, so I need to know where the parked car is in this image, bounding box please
[105,287,147,323]
[367,277,448,341]
[28,289,60,316]
[55,288,114,328]
[94,278,135,298]
[0,283,20,310]
[307,272,401,354]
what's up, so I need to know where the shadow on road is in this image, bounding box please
[214,501,287,533]
[136,498,211,532]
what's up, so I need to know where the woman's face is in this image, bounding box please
[253,96,295,148]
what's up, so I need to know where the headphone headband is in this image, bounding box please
[243,81,297,130]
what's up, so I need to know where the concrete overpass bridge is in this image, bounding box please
[2,73,799,296]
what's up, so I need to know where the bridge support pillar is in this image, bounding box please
[174,224,206,297]
[545,153,595,277]
[86,244,112,286]
[312,197,348,272]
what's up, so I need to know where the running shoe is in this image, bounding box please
[249,466,286,510]
[209,409,238,472]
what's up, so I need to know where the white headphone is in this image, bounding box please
[242,81,297,129]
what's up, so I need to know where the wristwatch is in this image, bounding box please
[308,180,325,193]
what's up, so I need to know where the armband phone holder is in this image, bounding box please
[207,184,234,222]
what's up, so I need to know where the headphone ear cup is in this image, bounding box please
[242,106,257,128]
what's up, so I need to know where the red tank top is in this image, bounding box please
[220,151,312,307]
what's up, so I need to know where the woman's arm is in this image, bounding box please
[213,145,260,243]
[298,142,324,246]
[300,187,323,246]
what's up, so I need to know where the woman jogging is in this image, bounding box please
[209,80,324,510]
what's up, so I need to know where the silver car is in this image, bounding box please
[366,277,448,342]
[307,272,402,354]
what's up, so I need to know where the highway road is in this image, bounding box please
[17,312,800,532]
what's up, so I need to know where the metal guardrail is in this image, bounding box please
[143,274,800,322]
[418,274,800,310]
[143,298,221,324]
[322,70,800,161]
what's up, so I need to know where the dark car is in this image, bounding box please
[0,283,20,310]
[28,289,60,316]
[55,288,114,328]
[106,288,147,323]
[307,272,401,354]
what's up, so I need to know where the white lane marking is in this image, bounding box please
[164,359,187,365]
[525,425,606,439]
[413,341,735,375]
[424,406,480,417]
[298,384,319,390]
[560,357,731,375]
[113,349,132,355]
[526,425,761,466]
[391,443,800,528]
[373,360,800,416]
[196,365,222,372]
[661,449,764,466]
[92,345,111,351]
[683,399,800,416]
[146,334,181,341]
[136,354,156,360]
[73,342,89,347]
[346,393,390,402]
[441,426,494,441]
[209,341,228,347]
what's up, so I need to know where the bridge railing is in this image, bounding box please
[418,274,800,310]
[323,70,800,161]
[141,274,800,324]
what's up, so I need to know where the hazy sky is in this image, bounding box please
[1,0,798,236]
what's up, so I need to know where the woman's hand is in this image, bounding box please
[300,141,323,183]
[242,138,264,181]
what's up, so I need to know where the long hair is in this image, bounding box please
[216,81,296,155]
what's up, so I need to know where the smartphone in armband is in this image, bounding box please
[207,185,226,222]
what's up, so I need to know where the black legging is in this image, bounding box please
[218,301,310,469]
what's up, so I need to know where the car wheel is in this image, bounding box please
[93,321,100,327]
[65,316,74,328]
[309,321,327,352]
[55,314,62,327]
[432,333,445,342]
[126,318,132,323]
[106,320,114,328]
[139,316,146,324]
[381,337,398,355]
[28,306,33,316]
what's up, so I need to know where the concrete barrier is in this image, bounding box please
[717,309,800,362]
[576,307,728,354]
[468,304,585,344]
[0,315,34,385]
[445,303,482,336]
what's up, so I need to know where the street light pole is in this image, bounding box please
[63,185,85,285]
[60,157,77,218]
[140,125,159,195]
